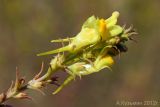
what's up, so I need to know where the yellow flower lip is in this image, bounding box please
[106,55,114,65]
[99,19,107,34]
[99,18,110,41]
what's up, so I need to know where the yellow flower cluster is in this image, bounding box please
[37,11,135,94]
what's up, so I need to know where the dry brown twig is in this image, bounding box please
[0,61,59,106]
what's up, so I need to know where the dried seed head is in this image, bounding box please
[0,93,6,103]
[13,92,30,99]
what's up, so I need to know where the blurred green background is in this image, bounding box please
[0,0,160,107]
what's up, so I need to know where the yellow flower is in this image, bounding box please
[99,19,109,40]
[94,55,114,71]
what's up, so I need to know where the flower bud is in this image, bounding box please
[28,80,43,89]
[94,55,114,71]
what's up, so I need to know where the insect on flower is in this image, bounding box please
[37,11,136,95]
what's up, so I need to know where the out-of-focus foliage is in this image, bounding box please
[0,0,160,107]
